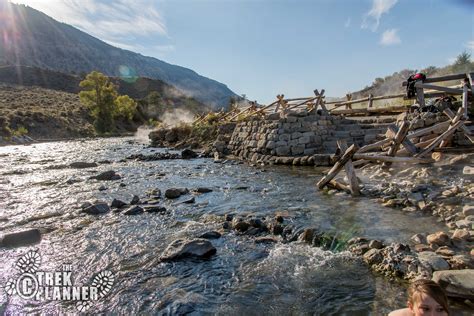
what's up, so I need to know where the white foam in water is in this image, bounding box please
[134,126,155,143]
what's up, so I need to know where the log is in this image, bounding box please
[327,179,351,194]
[387,120,410,157]
[416,85,425,107]
[331,105,410,115]
[440,107,464,147]
[314,89,328,114]
[407,121,451,138]
[416,121,463,157]
[367,94,374,108]
[386,125,418,155]
[317,144,359,189]
[354,153,434,164]
[462,83,469,118]
[337,140,360,196]
[433,145,474,153]
[241,99,279,120]
[442,108,474,143]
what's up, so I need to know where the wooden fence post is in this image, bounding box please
[367,94,373,109]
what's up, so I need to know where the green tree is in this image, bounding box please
[114,95,137,121]
[452,51,472,73]
[79,71,117,133]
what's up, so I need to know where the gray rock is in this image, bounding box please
[83,202,110,215]
[111,199,127,208]
[123,206,144,215]
[69,162,98,169]
[363,249,383,265]
[165,188,182,199]
[368,240,384,249]
[432,269,474,300]
[0,229,42,248]
[144,206,167,213]
[411,233,427,245]
[91,170,121,181]
[418,251,450,271]
[130,195,140,205]
[98,185,107,191]
[182,197,195,204]
[455,219,472,229]
[199,231,221,239]
[181,149,198,159]
[195,187,213,193]
[463,205,474,217]
[160,239,216,261]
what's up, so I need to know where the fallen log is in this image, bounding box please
[317,144,359,189]
[353,153,434,164]
[337,140,360,196]
[327,179,351,194]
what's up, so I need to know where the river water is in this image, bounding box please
[0,137,452,314]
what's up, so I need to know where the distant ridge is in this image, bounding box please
[0,2,237,108]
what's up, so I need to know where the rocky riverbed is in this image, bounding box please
[0,137,472,314]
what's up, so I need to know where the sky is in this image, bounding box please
[9,0,474,103]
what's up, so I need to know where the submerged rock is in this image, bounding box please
[165,188,188,199]
[82,202,110,215]
[0,229,42,248]
[433,269,474,300]
[130,195,140,205]
[195,187,213,193]
[143,206,167,213]
[160,239,216,261]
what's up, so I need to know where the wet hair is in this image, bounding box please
[408,279,450,315]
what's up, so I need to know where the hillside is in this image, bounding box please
[0,2,237,108]
[0,84,95,140]
[0,65,210,116]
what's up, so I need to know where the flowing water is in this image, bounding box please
[0,137,454,314]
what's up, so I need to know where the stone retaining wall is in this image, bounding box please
[226,109,388,165]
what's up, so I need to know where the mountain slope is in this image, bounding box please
[0,2,236,108]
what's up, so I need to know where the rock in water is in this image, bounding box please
[90,170,121,181]
[69,162,98,169]
[111,199,127,209]
[160,239,216,261]
[0,229,42,248]
[181,149,198,159]
[130,195,140,205]
[123,206,144,215]
[195,187,213,193]
[82,202,110,215]
[199,231,221,239]
[418,251,450,271]
[165,188,184,199]
[432,270,474,300]
[144,206,167,213]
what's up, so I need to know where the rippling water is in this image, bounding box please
[0,137,452,314]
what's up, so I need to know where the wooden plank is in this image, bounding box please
[337,140,360,196]
[354,153,434,164]
[313,89,328,114]
[287,96,318,110]
[414,82,464,95]
[416,121,463,157]
[440,107,464,147]
[387,120,410,157]
[317,144,359,189]
[386,125,418,155]
[442,108,474,143]
[241,99,279,120]
[467,73,474,88]
[462,83,469,118]
[433,145,474,153]
[402,73,467,86]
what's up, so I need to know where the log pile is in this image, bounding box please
[317,81,473,196]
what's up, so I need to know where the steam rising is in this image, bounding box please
[160,108,195,127]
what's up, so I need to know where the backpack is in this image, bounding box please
[406,73,426,98]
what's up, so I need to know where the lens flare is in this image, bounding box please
[118,65,138,83]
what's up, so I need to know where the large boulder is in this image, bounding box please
[160,239,216,261]
[0,229,42,248]
[418,251,450,271]
[432,269,474,300]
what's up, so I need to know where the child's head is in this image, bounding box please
[407,279,449,316]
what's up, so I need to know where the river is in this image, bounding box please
[0,137,454,314]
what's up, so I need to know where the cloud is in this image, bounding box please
[344,17,351,28]
[362,0,398,31]
[11,0,168,45]
[380,28,401,46]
